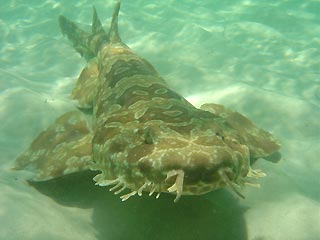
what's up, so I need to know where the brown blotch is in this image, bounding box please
[156,138,189,149]
[189,151,212,167]
[108,139,127,154]
[167,123,195,136]
[127,144,155,163]
[137,158,153,175]
[159,150,185,168]
[107,59,157,88]
[104,112,135,124]
[116,85,152,107]
[184,168,209,184]
[115,83,186,108]
[184,166,221,184]
[148,84,185,101]
[193,136,225,147]
[93,126,121,145]
[30,112,89,152]
[139,104,193,124]
[15,111,92,180]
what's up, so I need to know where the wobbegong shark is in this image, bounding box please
[14,1,281,202]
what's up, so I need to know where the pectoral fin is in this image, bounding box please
[14,111,93,181]
[201,103,281,163]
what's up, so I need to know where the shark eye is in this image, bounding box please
[215,132,224,140]
[143,127,156,144]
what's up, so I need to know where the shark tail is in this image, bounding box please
[59,1,122,60]
[59,1,122,109]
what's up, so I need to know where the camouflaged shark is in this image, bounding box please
[14,1,281,202]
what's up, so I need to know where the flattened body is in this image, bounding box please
[14,1,280,202]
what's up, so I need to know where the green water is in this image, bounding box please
[0,0,319,239]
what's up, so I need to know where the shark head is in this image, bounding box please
[92,100,264,202]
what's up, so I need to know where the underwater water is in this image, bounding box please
[1,0,319,239]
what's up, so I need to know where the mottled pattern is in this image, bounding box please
[14,1,281,202]
[15,111,92,180]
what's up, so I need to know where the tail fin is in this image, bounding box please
[59,15,95,60]
[59,1,122,60]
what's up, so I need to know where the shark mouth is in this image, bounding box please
[93,169,184,202]
[218,167,267,199]
[93,167,266,202]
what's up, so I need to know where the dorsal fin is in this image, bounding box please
[89,6,108,54]
[107,0,122,43]
[92,7,105,35]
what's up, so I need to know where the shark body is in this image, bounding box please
[15,1,281,202]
